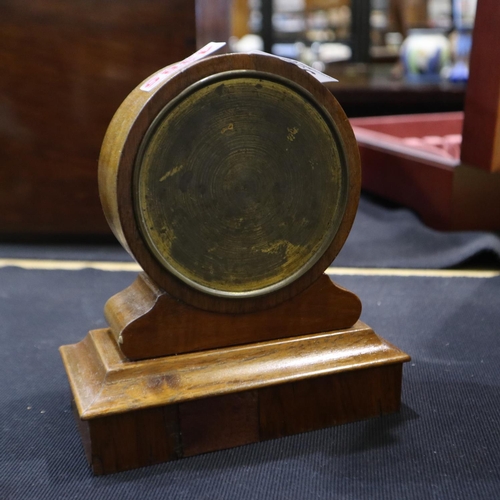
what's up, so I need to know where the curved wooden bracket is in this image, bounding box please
[105,273,362,360]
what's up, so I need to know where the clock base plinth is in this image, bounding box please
[104,273,362,360]
[60,322,410,475]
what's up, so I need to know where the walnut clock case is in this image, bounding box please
[60,53,410,475]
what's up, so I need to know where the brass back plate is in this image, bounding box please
[134,71,347,298]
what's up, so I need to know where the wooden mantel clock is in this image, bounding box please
[60,51,410,475]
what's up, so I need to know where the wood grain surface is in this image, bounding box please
[0,0,196,237]
[196,0,231,49]
[60,323,409,421]
[104,273,362,360]
[461,0,500,173]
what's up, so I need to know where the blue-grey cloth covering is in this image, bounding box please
[335,195,500,268]
[1,194,499,497]
[0,195,499,269]
[1,267,499,499]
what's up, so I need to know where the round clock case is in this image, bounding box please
[98,53,360,313]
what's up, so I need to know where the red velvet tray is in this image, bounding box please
[350,0,500,231]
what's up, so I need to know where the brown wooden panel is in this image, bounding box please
[73,363,404,474]
[179,391,259,457]
[72,362,405,474]
[84,405,180,475]
[196,0,231,49]
[461,0,500,173]
[258,364,403,440]
[452,164,500,231]
[0,0,196,236]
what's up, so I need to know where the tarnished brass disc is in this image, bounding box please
[134,71,346,298]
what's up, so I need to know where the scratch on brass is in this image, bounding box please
[287,127,299,141]
[159,164,184,182]
[159,225,177,252]
[221,123,234,134]
[261,239,302,260]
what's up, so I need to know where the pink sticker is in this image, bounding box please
[140,42,226,92]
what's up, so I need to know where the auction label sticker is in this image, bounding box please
[140,42,226,92]
[248,50,338,83]
[140,42,337,92]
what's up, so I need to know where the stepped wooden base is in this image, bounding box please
[60,322,410,475]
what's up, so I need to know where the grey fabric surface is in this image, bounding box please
[334,195,500,268]
[0,195,499,269]
[1,266,499,499]
[0,242,132,263]
[2,192,499,497]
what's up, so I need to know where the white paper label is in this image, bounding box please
[140,42,337,92]
[249,50,338,83]
[140,42,226,92]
